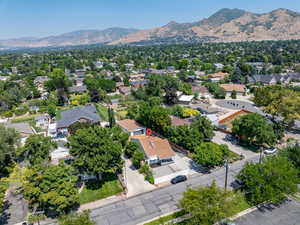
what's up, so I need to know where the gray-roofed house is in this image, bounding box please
[68,85,87,94]
[56,104,101,135]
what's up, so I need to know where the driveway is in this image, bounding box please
[124,158,156,197]
[213,131,259,159]
[0,183,28,225]
[235,198,300,225]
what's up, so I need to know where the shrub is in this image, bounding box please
[132,151,144,168]
[125,142,139,158]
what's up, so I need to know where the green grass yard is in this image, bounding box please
[96,104,109,121]
[78,174,123,205]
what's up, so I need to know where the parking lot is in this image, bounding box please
[235,198,300,225]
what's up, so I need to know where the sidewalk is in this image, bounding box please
[78,193,126,212]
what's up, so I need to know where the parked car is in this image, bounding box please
[171,175,187,184]
[264,148,277,155]
[230,179,244,189]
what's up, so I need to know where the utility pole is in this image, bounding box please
[259,147,263,164]
[224,159,229,191]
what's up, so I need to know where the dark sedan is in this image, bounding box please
[171,175,187,184]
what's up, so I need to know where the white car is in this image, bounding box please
[264,148,277,155]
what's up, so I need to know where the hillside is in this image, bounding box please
[111,8,300,45]
[0,28,138,48]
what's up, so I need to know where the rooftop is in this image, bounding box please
[220,83,246,92]
[117,119,144,132]
[57,104,101,128]
[132,135,175,160]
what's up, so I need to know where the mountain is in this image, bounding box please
[2,8,300,48]
[111,8,300,45]
[0,27,138,48]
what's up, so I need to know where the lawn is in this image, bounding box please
[78,173,123,205]
[96,104,109,121]
[144,211,185,225]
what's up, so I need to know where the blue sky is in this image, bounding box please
[0,0,300,39]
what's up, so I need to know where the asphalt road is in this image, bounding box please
[88,155,260,225]
[235,198,300,225]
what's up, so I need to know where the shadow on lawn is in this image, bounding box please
[85,173,118,190]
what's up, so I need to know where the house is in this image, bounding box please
[117,119,146,136]
[68,85,87,94]
[119,86,131,95]
[219,84,246,97]
[0,76,9,82]
[190,103,220,115]
[178,95,194,105]
[246,73,300,85]
[208,72,229,82]
[214,63,224,70]
[192,85,210,98]
[218,110,252,132]
[56,104,101,135]
[131,135,175,166]
[170,116,191,127]
[5,122,35,143]
[130,80,148,88]
[94,61,104,69]
[34,76,50,91]
[35,114,50,130]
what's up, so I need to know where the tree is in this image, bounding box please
[124,141,139,158]
[280,145,300,172]
[192,143,229,168]
[232,113,277,146]
[59,210,95,225]
[254,85,300,126]
[46,68,71,91]
[214,87,226,99]
[68,126,124,178]
[0,125,20,177]
[22,163,79,214]
[180,181,247,225]
[47,104,56,118]
[231,90,237,99]
[138,102,171,134]
[108,107,116,128]
[237,156,298,205]
[19,134,56,165]
[163,75,179,105]
[231,67,243,84]
[191,115,215,141]
[132,151,144,168]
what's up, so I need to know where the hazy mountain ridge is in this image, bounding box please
[0,27,138,48]
[112,8,300,45]
[1,8,300,48]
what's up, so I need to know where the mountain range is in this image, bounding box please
[1,8,300,48]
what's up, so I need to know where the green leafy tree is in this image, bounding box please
[132,151,144,169]
[280,145,300,172]
[0,125,20,177]
[22,163,79,214]
[191,115,215,141]
[180,181,247,225]
[237,156,298,205]
[232,113,277,146]
[231,90,237,99]
[125,141,139,158]
[192,143,229,168]
[68,126,124,178]
[59,210,95,225]
[19,134,57,165]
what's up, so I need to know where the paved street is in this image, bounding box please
[88,155,260,225]
[235,198,300,225]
